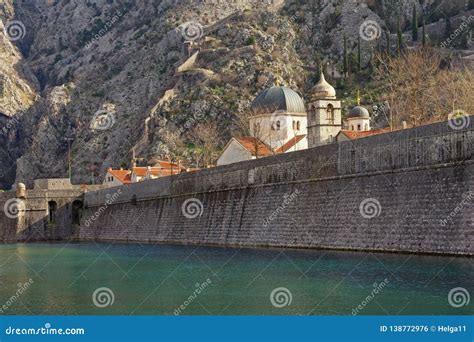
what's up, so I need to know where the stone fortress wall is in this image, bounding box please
[0,180,87,242]
[77,120,473,255]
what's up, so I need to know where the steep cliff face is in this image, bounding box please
[0,0,470,188]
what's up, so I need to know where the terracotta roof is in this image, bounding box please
[235,137,273,157]
[275,135,306,153]
[339,127,393,140]
[153,160,185,170]
[147,169,181,177]
[108,169,132,184]
[131,167,149,177]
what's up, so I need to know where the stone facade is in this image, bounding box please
[76,120,473,255]
[0,188,84,242]
[1,120,472,255]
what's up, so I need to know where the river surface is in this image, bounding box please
[0,243,472,315]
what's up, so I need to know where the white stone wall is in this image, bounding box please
[217,139,252,166]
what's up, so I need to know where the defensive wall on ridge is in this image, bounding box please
[77,120,473,255]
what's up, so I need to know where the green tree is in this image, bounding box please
[246,36,256,46]
[422,15,426,47]
[343,34,348,77]
[397,19,403,55]
[412,4,418,42]
[357,35,361,72]
[444,16,452,39]
[349,51,357,74]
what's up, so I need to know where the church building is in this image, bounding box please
[217,70,373,166]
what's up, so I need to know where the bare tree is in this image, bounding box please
[189,122,223,167]
[374,48,474,127]
[161,131,188,165]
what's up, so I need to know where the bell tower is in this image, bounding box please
[307,69,342,148]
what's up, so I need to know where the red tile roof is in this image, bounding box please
[275,135,306,153]
[339,128,393,140]
[108,169,132,184]
[153,160,186,170]
[131,167,148,177]
[147,169,181,177]
[235,137,273,157]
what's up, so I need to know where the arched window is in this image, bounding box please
[351,125,354,131]
[357,124,361,131]
[48,201,57,224]
[327,104,334,123]
[297,121,300,131]
[292,120,296,130]
[276,121,281,130]
[72,200,83,225]
[364,124,368,131]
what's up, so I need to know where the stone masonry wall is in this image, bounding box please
[78,120,473,255]
[0,189,84,242]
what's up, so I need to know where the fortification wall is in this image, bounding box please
[0,192,18,242]
[78,121,473,255]
[0,189,84,242]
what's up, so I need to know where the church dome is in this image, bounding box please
[311,71,336,100]
[348,105,370,119]
[251,86,306,114]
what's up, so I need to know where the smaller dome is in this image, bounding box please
[17,183,26,189]
[311,71,336,100]
[348,106,370,119]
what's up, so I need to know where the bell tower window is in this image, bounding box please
[326,104,334,124]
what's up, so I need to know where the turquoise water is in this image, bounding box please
[0,243,472,315]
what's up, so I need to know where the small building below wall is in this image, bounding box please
[217,137,273,166]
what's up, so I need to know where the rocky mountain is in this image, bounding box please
[0,0,472,188]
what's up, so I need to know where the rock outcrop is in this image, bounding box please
[0,0,471,188]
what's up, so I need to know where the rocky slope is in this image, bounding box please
[0,0,471,188]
